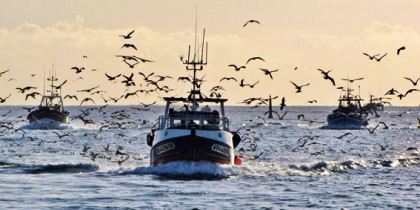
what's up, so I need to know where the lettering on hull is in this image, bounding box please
[211,144,230,157]
[155,142,175,155]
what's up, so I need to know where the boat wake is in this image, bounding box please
[20,119,72,130]
[111,161,238,179]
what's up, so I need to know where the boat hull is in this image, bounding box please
[327,114,366,129]
[150,129,235,166]
[27,109,69,124]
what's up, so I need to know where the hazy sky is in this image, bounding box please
[0,0,419,106]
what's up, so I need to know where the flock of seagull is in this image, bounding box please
[0,19,419,166]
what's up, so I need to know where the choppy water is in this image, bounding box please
[0,105,419,209]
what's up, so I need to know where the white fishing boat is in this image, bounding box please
[146,29,242,167]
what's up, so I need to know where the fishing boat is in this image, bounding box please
[146,29,242,167]
[326,86,368,129]
[362,94,388,117]
[27,72,69,126]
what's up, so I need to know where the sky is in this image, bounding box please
[0,0,419,107]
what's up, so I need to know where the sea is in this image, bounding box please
[0,105,419,209]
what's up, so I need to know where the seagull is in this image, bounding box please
[374,53,387,62]
[404,89,419,97]
[138,72,155,81]
[246,56,265,65]
[25,92,41,100]
[378,122,389,129]
[259,68,278,79]
[341,77,364,83]
[397,46,406,55]
[290,81,310,93]
[77,86,100,93]
[0,94,11,103]
[363,53,380,60]
[0,69,10,77]
[336,132,353,139]
[385,88,399,95]
[279,97,286,111]
[119,30,135,39]
[64,95,78,101]
[53,80,67,90]
[52,131,71,139]
[317,69,335,86]
[240,79,259,88]
[219,77,238,82]
[121,43,137,50]
[365,124,380,134]
[71,66,85,74]
[80,98,96,106]
[228,64,246,71]
[378,143,388,151]
[243,19,261,27]
[105,73,121,81]
[404,77,419,86]
[16,86,37,94]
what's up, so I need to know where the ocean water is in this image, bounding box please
[0,105,419,209]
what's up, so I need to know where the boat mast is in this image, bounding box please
[183,8,208,108]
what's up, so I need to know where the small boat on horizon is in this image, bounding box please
[27,72,69,129]
[146,28,242,167]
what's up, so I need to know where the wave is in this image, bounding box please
[109,161,238,180]
[288,156,420,174]
[24,163,99,174]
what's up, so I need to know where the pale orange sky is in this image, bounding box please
[0,0,419,106]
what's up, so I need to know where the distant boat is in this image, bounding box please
[363,94,387,117]
[326,86,368,129]
[27,73,69,127]
[146,28,242,167]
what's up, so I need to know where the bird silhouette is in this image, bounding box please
[365,124,379,134]
[259,68,278,79]
[378,122,389,129]
[119,30,135,39]
[25,92,41,100]
[240,79,259,88]
[138,72,155,80]
[228,64,246,71]
[363,53,380,60]
[71,66,85,74]
[0,69,10,77]
[246,57,265,65]
[121,43,137,50]
[404,77,419,86]
[317,69,335,86]
[52,131,71,139]
[53,80,67,90]
[374,53,387,62]
[378,143,388,151]
[77,85,100,93]
[80,98,96,106]
[219,77,238,82]
[64,95,78,101]
[290,81,310,93]
[0,94,11,103]
[16,86,37,94]
[341,77,364,83]
[385,88,399,95]
[243,20,261,27]
[397,46,406,55]
[105,73,121,81]
[279,97,286,111]
[404,88,419,97]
